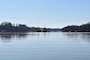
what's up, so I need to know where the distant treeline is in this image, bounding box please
[0,22,30,32]
[61,22,90,32]
[0,22,60,32]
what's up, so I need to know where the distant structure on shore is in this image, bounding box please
[0,22,60,32]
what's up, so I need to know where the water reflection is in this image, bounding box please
[1,32,90,43]
[63,32,90,42]
[0,32,48,43]
[0,32,29,43]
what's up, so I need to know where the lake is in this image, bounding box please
[0,32,90,60]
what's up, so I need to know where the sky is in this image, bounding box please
[0,0,90,28]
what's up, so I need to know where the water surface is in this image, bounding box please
[0,32,90,60]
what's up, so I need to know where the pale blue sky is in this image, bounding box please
[0,0,90,28]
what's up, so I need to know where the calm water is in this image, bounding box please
[0,32,90,60]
